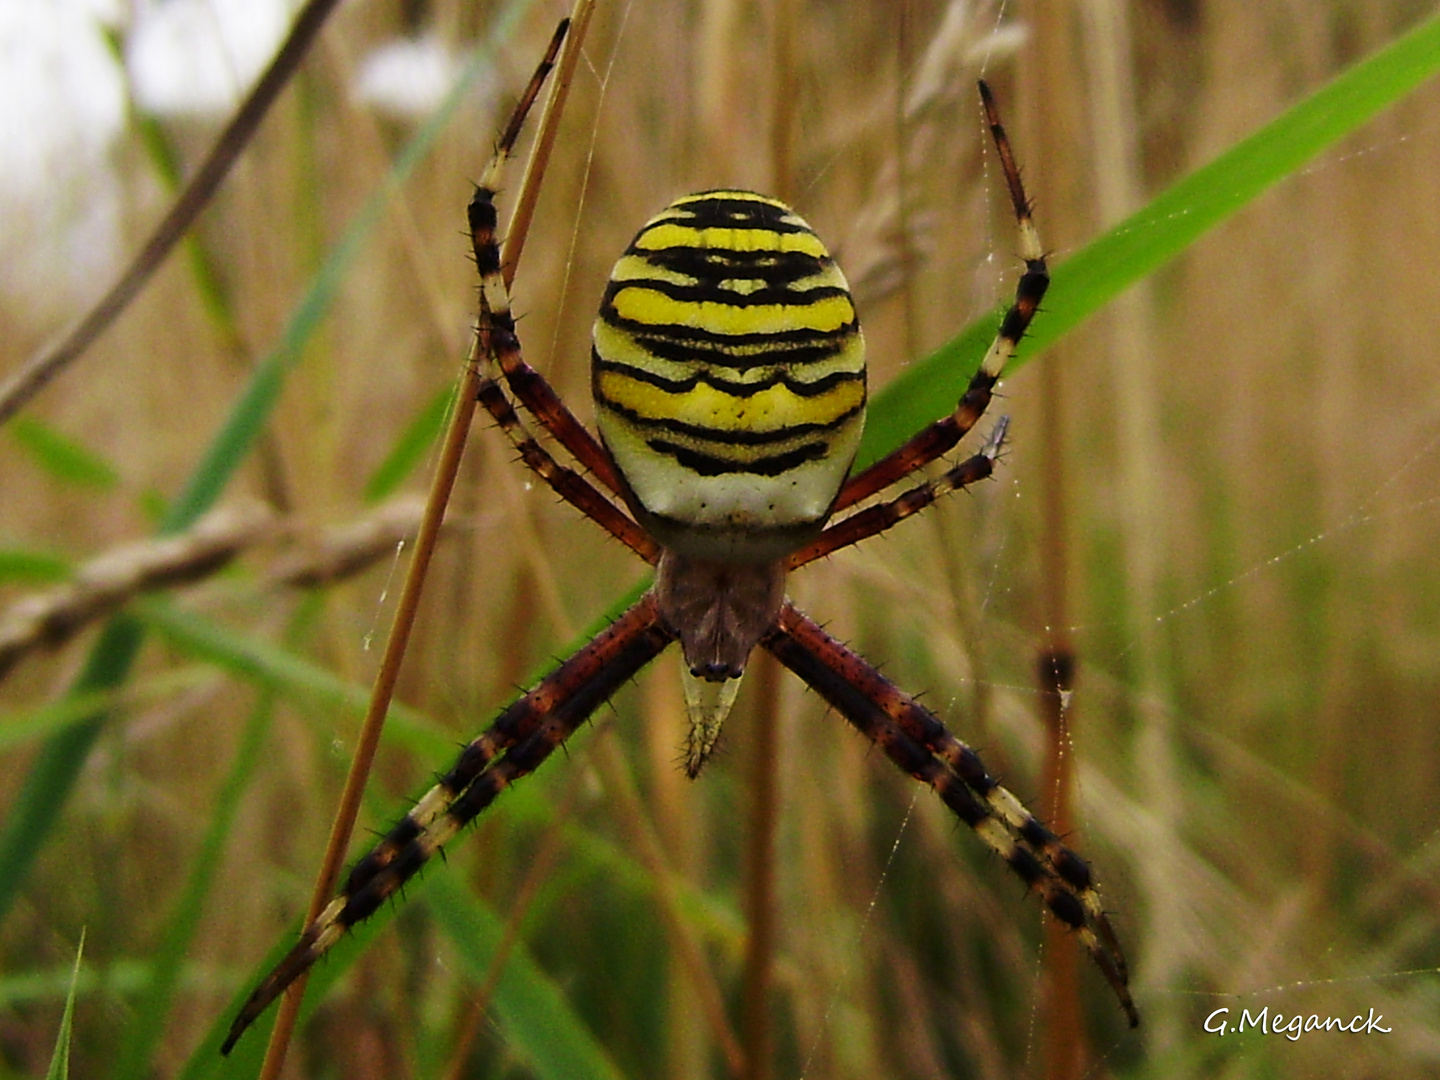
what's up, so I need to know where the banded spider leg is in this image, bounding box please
[223,61,1139,1056]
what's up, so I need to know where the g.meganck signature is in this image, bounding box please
[1205,1006,1392,1041]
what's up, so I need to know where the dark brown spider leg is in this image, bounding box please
[467,201,656,561]
[466,40,625,500]
[761,602,1139,1028]
[774,601,1127,980]
[462,40,649,559]
[473,364,660,563]
[789,418,1007,570]
[222,592,676,1055]
[834,80,1045,514]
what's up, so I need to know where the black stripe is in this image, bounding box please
[597,395,862,447]
[593,353,863,400]
[646,438,830,477]
[606,276,850,309]
[599,308,858,352]
[636,244,829,280]
[635,245,826,285]
[658,194,808,233]
[600,324,855,372]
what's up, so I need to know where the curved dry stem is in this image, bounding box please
[0,0,345,428]
[0,498,445,689]
[0,504,274,683]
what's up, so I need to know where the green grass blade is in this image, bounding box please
[427,873,629,1080]
[102,18,247,370]
[153,583,657,1073]
[363,384,455,503]
[179,898,399,1078]
[0,958,146,1010]
[0,670,213,753]
[133,599,450,754]
[111,661,283,1080]
[119,593,668,894]
[0,0,534,933]
[8,416,119,491]
[161,357,288,537]
[44,928,85,1080]
[856,9,1440,468]
[0,614,144,925]
[0,548,71,585]
[161,0,531,537]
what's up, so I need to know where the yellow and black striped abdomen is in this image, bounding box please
[593,191,865,562]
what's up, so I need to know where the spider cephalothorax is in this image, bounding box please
[223,33,1137,1056]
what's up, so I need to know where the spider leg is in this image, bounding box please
[789,417,1008,570]
[221,592,676,1055]
[463,42,655,562]
[761,601,1139,1028]
[466,30,625,500]
[473,358,660,563]
[834,80,1045,514]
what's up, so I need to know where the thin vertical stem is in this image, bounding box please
[646,662,710,1077]
[595,730,748,1077]
[1037,488,1082,1080]
[739,8,799,1076]
[1020,3,1088,1075]
[1080,0,1180,1049]
[741,651,781,1080]
[439,771,586,1080]
[767,0,798,202]
[254,9,594,1076]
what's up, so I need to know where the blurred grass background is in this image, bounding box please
[2,0,1440,1077]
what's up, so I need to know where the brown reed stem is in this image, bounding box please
[255,7,596,1075]
[1020,3,1089,1074]
[740,651,781,1080]
[438,760,588,1080]
[739,8,799,1077]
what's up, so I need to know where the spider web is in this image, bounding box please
[9,1,1437,1076]
[339,5,1440,1077]
[743,9,1440,1078]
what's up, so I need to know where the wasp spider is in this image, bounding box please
[224,27,1138,1054]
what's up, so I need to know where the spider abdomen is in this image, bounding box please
[593,190,866,562]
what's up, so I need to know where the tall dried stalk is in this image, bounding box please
[1020,3,1090,1075]
[255,8,596,1076]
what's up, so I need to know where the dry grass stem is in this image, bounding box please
[0,502,275,682]
[0,0,346,427]
[0,495,442,689]
[256,8,595,1077]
